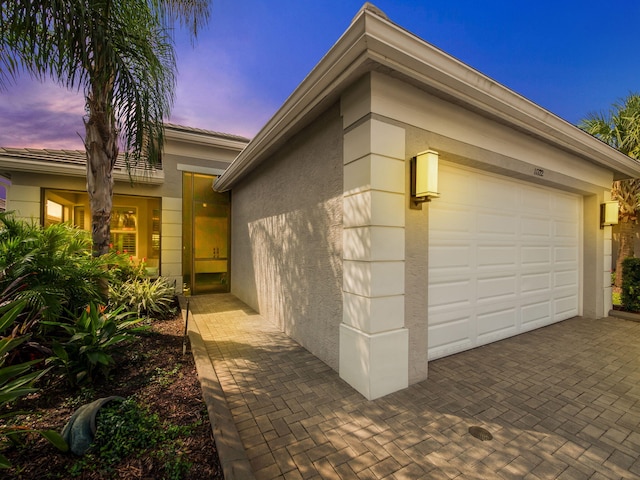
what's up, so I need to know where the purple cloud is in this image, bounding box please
[0,77,86,149]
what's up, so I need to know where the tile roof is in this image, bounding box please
[164,123,250,143]
[0,147,159,171]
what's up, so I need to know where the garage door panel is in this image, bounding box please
[429,244,471,271]
[439,169,475,203]
[553,194,580,216]
[429,164,581,361]
[477,245,517,268]
[521,246,552,265]
[521,216,551,237]
[430,206,474,234]
[555,219,579,238]
[477,275,517,302]
[555,295,578,319]
[477,179,518,209]
[555,270,578,288]
[555,246,578,263]
[521,301,552,327]
[521,272,551,293]
[477,307,517,340]
[477,212,517,236]
[520,187,553,213]
[428,311,475,359]
[428,279,473,309]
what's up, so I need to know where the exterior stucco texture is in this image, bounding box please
[230,104,344,370]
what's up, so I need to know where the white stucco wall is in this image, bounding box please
[230,104,344,370]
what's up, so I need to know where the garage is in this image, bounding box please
[428,163,581,360]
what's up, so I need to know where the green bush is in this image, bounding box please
[0,213,116,323]
[0,299,67,469]
[45,304,148,386]
[621,257,640,312]
[109,277,176,319]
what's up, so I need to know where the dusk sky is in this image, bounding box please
[0,0,638,149]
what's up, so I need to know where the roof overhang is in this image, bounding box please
[164,124,249,152]
[0,155,165,185]
[215,3,640,191]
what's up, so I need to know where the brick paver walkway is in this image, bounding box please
[187,294,640,479]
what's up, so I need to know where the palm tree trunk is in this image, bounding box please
[85,88,118,298]
[615,216,636,288]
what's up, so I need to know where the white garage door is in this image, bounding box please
[428,164,581,360]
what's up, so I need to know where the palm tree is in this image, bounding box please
[579,93,640,288]
[0,0,210,258]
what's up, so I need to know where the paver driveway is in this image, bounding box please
[187,294,640,479]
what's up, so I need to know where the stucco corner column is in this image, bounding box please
[339,117,408,400]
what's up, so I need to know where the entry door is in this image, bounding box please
[428,164,581,360]
[182,173,230,294]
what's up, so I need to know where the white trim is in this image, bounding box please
[176,164,226,176]
[0,158,164,184]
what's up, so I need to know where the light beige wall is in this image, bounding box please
[161,196,182,288]
[6,185,40,221]
[370,72,613,190]
[230,104,344,370]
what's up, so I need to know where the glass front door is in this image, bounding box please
[182,172,230,294]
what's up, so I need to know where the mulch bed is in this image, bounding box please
[1,312,224,479]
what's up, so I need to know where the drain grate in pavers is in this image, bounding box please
[468,426,493,441]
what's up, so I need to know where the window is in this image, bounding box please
[110,207,137,255]
[43,189,161,272]
[46,200,64,223]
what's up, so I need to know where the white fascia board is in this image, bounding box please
[165,128,248,151]
[215,6,640,191]
[176,163,227,176]
[361,25,640,179]
[0,158,164,185]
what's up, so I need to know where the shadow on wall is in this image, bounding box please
[247,200,343,368]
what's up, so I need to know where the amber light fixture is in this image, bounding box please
[600,201,619,228]
[410,150,439,209]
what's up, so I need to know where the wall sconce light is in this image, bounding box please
[600,201,619,228]
[410,150,439,209]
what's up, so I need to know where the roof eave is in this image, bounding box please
[164,125,250,151]
[214,6,640,191]
[0,158,165,185]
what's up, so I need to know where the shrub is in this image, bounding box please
[0,213,115,323]
[109,277,176,320]
[45,304,148,386]
[0,299,67,469]
[621,257,640,312]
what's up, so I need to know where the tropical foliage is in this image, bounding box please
[621,257,640,312]
[45,304,147,387]
[0,0,210,257]
[0,215,173,387]
[0,213,115,321]
[0,299,67,469]
[0,216,179,470]
[110,276,177,319]
[579,93,640,288]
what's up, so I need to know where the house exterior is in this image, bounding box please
[0,124,249,294]
[213,4,640,399]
